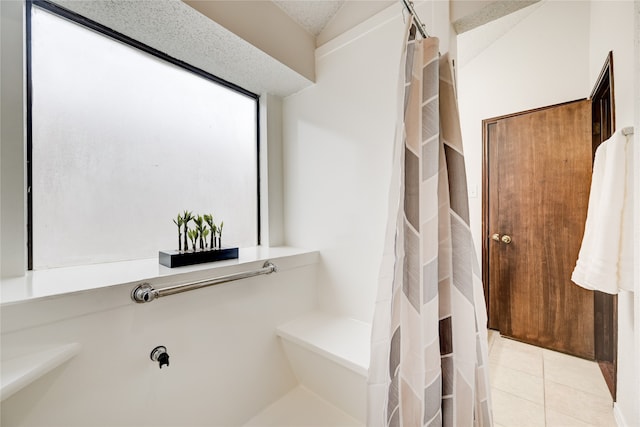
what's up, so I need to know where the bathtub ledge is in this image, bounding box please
[1,343,81,402]
[277,311,371,377]
[0,246,318,305]
[1,247,319,334]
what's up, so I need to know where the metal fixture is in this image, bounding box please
[150,346,170,369]
[131,260,278,303]
[622,126,634,136]
[491,233,512,244]
[401,0,429,38]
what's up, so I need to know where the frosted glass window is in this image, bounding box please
[30,6,258,269]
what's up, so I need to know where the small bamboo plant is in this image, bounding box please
[182,210,194,252]
[172,214,184,251]
[173,211,225,252]
[187,229,198,252]
[204,214,215,249]
[217,221,224,249]
[194,215,208,250]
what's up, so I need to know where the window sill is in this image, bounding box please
[0,246,318,306]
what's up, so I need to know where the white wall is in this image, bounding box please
[0,0,27,278]
[1,258,318,426]
[259,94,285,248]
[589,3,638,425]
[635,3,640,425]
[281,1,449,323]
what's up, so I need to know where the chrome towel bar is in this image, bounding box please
[131,260,277,303]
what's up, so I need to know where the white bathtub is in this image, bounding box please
[1,248,320,427]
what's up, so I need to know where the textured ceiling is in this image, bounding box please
[456,1,542,66]
[452,0,541,34]
[275,0,539,39]
[273,0,344,36]
[52,0,314,97]
[46,0,538,98]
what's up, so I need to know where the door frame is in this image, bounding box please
[590,51,618,401]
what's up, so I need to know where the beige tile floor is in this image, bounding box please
[488,330,617,427]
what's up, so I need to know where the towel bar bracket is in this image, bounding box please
[132,283,157,303]
[131,260,277,303]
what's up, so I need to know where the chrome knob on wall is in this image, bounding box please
[151,346,170,369]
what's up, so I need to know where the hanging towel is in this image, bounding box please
[571,129,634,294]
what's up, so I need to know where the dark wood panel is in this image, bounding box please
[594,292,617,361]
[485,122,500,330]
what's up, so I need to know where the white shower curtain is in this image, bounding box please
[367,24,493,427]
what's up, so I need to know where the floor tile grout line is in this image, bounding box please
[543,377,615,402]
[542,345,547,426]
[490,384,545,407]
[545,408,602,427]
[488,364,543,378]
[488,331,615,427]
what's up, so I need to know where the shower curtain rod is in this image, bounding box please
[131,260,277,303]
[402,0,430,38]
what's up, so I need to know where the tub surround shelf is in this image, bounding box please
[277,312,371,378]
[1,343,82,402]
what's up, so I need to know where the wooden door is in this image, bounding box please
[483,99,595,359]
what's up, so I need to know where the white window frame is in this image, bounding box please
[26,0,262,270]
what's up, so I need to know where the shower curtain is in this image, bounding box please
[367,25,492,427]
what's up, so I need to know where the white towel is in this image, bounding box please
[571,129,633,294]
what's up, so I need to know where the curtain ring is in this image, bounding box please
[401,6,409,25]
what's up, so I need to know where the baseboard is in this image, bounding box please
[613,403,627,427]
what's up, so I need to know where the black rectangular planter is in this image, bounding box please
[159,247,239,268]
